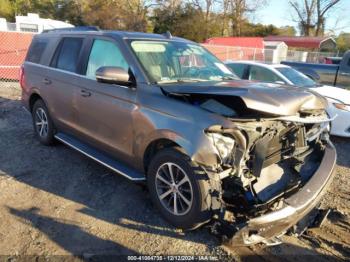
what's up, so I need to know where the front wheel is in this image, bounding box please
[147,148,212,230]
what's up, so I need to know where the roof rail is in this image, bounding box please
[42,26,100,33]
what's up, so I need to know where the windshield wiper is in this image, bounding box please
[158,78,205,84]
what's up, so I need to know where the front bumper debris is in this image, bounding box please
[225,142,337,246]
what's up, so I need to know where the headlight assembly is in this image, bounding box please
[207,132,235,164]
[333,103,350,112]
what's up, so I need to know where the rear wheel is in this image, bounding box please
[32,99,55,145]
[147,147,212,230]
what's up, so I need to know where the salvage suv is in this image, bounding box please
[21,28,336,245]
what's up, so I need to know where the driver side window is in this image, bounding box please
[86,39,129,79]
[249,65,284,83]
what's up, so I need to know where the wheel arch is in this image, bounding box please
[29,92,43,113]
[139,129,220,173]
[142,138,184,173]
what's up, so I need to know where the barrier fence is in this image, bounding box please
[0,31,33,91]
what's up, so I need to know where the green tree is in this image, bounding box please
[337,33,350,53]
[153,2,222,42]
[0,0,14,21]
[277,26,296,36]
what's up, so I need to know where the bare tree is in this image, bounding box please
[191,0,217,38]
[289,0,341,36]
[315,0,340,36]
[226,0,266,36]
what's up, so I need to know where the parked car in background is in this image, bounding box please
[225,61,350,137]
[21,28,336,246]
[281,50,350,89]
[324,56,342,65]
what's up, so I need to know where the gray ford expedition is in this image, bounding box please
[21,28,336,245]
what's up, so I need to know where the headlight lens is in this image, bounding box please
[333,103,350,112]
[207,133,235,164]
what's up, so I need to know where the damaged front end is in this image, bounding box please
[204,114,336,245]
[161,81,337,245]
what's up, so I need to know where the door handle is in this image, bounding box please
[81,89,91,97]
[42,78,52,85]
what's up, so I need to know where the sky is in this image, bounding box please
[254,0,350,35]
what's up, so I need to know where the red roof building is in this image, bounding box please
[204,37,264,48]
[264,36,336,50]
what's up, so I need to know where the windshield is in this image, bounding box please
[276,67,317,87]
[130,40,238,83]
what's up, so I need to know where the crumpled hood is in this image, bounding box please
[161,80,327,116]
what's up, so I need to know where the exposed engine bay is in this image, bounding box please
[205,118,329,218]
[161,82,333,240]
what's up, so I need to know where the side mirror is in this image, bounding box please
[96,66,133,86]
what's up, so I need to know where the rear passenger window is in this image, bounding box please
[85,39,129,79]
[54,38,83,73]
[27,38,48,64]
[226,63,246,79]
[249,65,283,83]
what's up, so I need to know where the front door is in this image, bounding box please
[75,38,137,161]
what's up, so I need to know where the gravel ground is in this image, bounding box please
[0,84,349,261]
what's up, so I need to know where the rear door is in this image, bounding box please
[74,37,137,161]
[44,36,85,133]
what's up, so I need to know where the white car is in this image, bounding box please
[225,61,350,137]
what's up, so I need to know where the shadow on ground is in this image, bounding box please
[7,206,137,258]
[331,136,350,168]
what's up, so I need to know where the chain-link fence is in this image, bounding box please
[0,31,33,93]
[202,44,341,64]
[202,44,268,62]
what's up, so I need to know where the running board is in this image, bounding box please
[54,132,146,181]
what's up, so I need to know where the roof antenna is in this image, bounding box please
[164,31,172,39]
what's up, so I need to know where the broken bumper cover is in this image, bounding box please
[227,142,337,246]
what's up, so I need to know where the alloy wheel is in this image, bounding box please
[155,162,193,216]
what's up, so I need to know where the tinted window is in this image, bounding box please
[226,63,246,79]
[86,39,129,79]
[27,38,48,64]
[55,38,83,72]
[249,65,284,83]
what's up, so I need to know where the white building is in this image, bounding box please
[0,13,74,33]
[263,41,288,64]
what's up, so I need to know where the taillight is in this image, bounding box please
[19,65,25,89]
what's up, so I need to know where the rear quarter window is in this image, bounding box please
[26,38,49,64]
[51,37,83,73]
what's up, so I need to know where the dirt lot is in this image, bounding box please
[0,84,349,261]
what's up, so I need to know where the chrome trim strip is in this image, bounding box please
[54,134,146,181]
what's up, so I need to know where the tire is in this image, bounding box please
[32,99,55,145]
[147,147,212,230]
